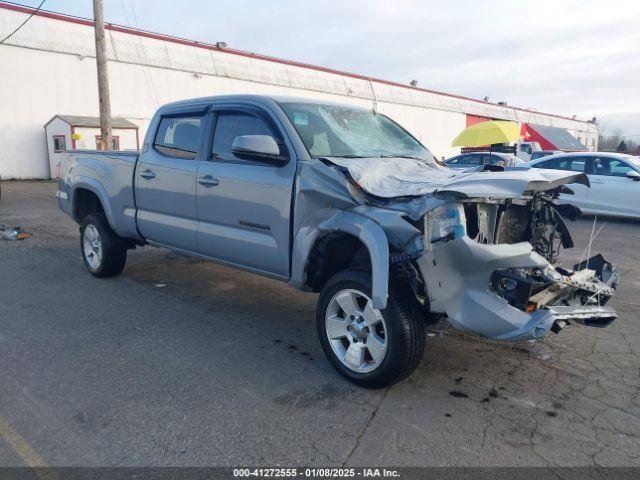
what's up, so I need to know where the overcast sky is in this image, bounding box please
[23,0,640,137]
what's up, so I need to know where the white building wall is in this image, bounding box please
[0,6,599,179]
[374,103,467,160]
[113,128,138,151]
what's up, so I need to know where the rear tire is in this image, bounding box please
[316,269,425,389]
[80,214,127,278]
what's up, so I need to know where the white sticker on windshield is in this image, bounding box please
[292,112,309,126]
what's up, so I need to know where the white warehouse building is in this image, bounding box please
[0,1,598,179]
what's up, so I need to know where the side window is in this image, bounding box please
[568,158,587,173]
[446,156,460,165]
[486,154,504,165]
[536,157,585,172]
[545,158,567,169]
[53,135,66,152]
[520,144,532,155]
[154,116,203,159]
[592,157,633,177]
[457,155,481,166]
[212,112,275,160]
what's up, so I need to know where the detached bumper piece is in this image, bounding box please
[548,305,617,329]
[492,254,619,336]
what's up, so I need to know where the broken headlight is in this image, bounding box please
[425,204,466,246]
[490,268,554,312]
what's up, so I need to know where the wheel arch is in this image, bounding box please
[290,209,390,309]
[70,179,116,230]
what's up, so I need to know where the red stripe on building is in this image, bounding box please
[465,114,492,127]
[0,1,591,125]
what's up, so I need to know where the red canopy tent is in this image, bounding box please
[520,123,587,151]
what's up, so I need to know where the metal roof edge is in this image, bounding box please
[0,0,593,126]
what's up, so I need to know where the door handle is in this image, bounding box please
[140,169,156,179]
[590,180,605,184]
[198,175,219,187]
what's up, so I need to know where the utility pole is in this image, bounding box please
[93,0,112,150]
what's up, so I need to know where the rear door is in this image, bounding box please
[196,104,296,278]
[135,110,208,252]
[531,156,590,208]
[586,156,640,217]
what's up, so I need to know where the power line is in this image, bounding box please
[119,0,159,108]
[0,0,46,45]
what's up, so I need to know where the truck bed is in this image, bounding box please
[57,150,141,240]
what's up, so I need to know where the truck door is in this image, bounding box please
[135,112,207,252]
[196,105,296,278]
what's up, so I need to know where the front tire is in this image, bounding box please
[80,214,127,278]
[316,270,425,389]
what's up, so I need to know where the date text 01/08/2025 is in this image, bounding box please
[232,468,400,478]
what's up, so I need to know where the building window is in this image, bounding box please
[53,135,66,153]
[95,135,120,150]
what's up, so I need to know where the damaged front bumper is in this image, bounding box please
[416,236,619,341]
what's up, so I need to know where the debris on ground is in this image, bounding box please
[0,224,32,240]
[449,391,469,398]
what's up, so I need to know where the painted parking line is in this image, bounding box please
[0,415,59,480]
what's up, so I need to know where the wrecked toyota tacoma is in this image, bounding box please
[57,95,619,388]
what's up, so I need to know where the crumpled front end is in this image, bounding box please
[313,156,619,341]
[415,201,619,341]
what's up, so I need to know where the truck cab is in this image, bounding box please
[134,97,300,278]
[515,141,542,161]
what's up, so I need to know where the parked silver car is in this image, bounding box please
[445,152,522,170]
[529,150,562,161]
[526,152,640,219]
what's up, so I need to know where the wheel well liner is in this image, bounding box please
[306,232,371,292]
[73,188,105,223]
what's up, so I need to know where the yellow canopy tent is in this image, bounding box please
[452,121,520,147]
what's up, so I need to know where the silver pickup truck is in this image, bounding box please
[58,95,618,388]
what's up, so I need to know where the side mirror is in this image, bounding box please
[627,171,640,181]
[231,135,288,166]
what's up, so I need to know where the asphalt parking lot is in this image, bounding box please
[1,181,639,467]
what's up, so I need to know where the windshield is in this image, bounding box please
[628,156,640,170]
[280,102,436,164]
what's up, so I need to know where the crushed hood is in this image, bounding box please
[325,157,589,200]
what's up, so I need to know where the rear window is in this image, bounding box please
[626,156,640,169]
[154,116,203,159]
[530,151,554,161]
[454,155,482,166]
[535,157,586,173]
